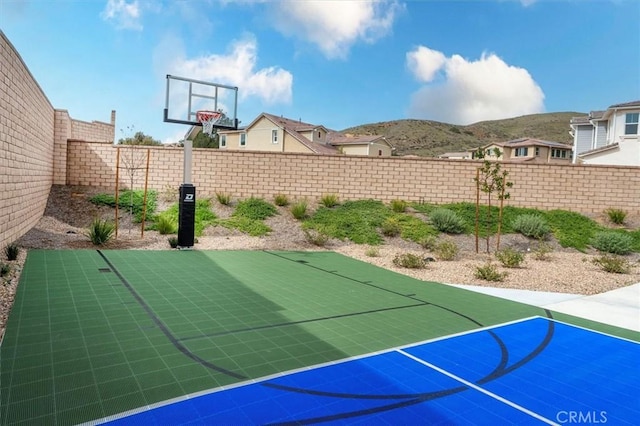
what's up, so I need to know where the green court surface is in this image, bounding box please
[1,249,638,425]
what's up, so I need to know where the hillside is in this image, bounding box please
[342,112,582,157]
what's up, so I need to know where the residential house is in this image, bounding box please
[477,138,573,164]
[570,100,640,165]
[211,112,394,156]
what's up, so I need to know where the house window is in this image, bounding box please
[378,149,382,156]
[240,133,246,147]
[551,149,568,159]
[220,135,227,148]
[318,131,322,139]
[272,129,278,144]
[625,113,639,135]
[535,147,540,156]
[514,147,528,157]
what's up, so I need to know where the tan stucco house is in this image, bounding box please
[477,138,573,164]
[191,112,394,156]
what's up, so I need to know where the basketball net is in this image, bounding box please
[196,110,223,136]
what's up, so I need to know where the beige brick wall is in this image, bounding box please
[65,144,640,216]
[0,31,55,248]
[0,31,115,248]
[70,115,115,142]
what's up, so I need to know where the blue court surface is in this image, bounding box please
[90,317,639,425]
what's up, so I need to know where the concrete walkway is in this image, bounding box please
[451,283,640,333]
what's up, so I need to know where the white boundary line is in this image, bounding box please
[397,349,559,425]
[73,315,640,425]
[86,316,542,425]
[546,316,640,345]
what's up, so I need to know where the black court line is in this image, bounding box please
[96,250,246,380]
[264,315,557,425]
[96,246,556,422]
[177,302,428,342]
[263,251,430,303]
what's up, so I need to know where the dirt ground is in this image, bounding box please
[2,185,639,339]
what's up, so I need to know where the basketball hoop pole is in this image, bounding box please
[178,140,196,249]
[183,140,193,184]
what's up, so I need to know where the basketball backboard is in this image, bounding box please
[164,74,238,130]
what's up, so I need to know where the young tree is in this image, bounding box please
[473,148,513,253]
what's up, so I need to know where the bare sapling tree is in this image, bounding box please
[473,148,513,253]
[118,126,148,234]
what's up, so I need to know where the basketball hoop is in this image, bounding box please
[196,110,223,135]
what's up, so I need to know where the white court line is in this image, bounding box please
[86,316,545,425]
[397,349,559,426]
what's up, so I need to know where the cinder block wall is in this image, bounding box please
[0,31,55,248]
[0,31,115,248]
[66,143,640,215]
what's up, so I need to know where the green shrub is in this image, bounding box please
[532,241,553,261]
[365,246,380,257]
[86,218,115,245]
[381,217,401,237]
[390,199,408,213]
[474,263,507,281]
[544,210,598,251]
[429,208,466,234]
[233,197,276,220]
[511,214,551,240]
[605,208,627,225]
[495,247,525,268]
[303,229,330,246]
[418,235,438,250]
[303,200,389,245]
[168,236,178,248]
[157,199,216,236]
[219,216,271,236]
[591,231,633,255]
[592,254,630,274]
[90,190,157,222]
[291,201,308,220]
[394,215,438,244]
[4,244,19,261]
[155,215,177,235]
[320,193,339,208]
[0,262,10,277]
[435,240,459,261]
[216,192,232,205]
[393,253,426,269]
[273,193,289,206]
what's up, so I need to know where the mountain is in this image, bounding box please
[341,112,582,157]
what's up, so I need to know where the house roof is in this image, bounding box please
[326,132,390,147]
[571,101,640,126]
[577,142,620,159]
[608,100,640,109]
[485,138,570,149]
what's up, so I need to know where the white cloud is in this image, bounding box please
[101,0,142,31]
[407,47,545,124]
[155,34,293,114]
[268,0,403,59]
[406,46,446,83]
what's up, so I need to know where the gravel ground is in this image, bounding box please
[2,185,639,340]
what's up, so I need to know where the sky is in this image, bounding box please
[1,0,639,144]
